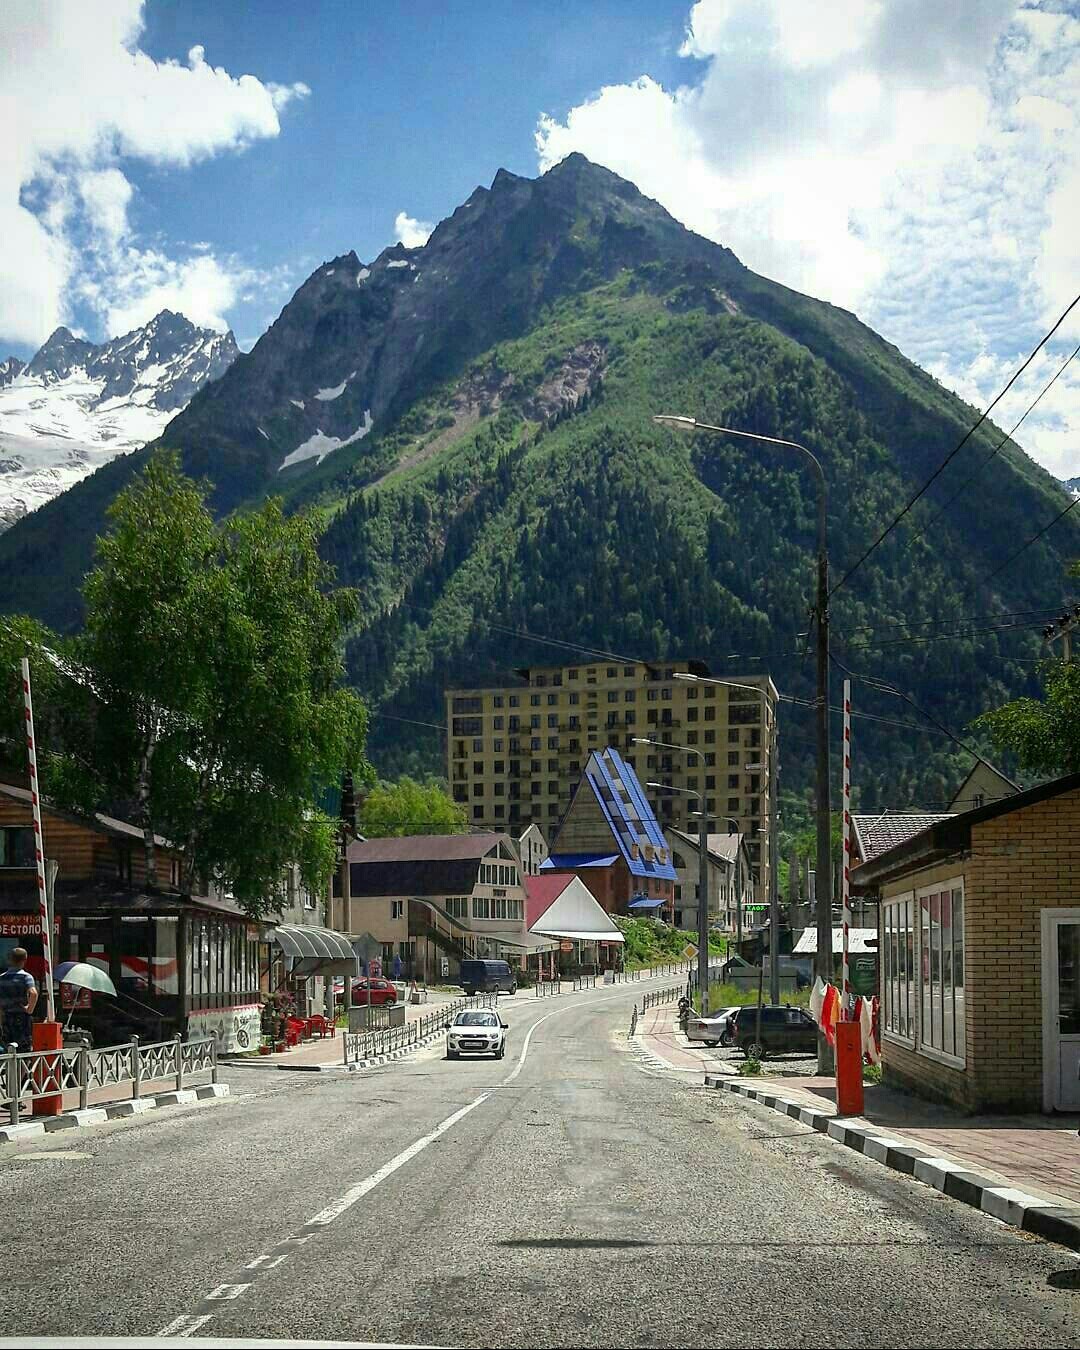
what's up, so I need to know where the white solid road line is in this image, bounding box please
[154,985,639,1337]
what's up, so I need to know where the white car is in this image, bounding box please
[685,1006,741,1047]
[446,1008,508,1059]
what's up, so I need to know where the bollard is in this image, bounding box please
[175,1034,184,1092]
[211,1038,218,1086]
[78,1043,89,1110]
[5,1042,20,1124]
[132,1035,141,1101]
[32,1021,63,1117]
[835,1021,864,1117]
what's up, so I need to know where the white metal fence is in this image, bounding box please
[342,993,498,1067]
[2,1035,218,1124]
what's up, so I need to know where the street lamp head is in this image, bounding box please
[653,414,697,431]
[631,737,652,746]
[672,671,697,682]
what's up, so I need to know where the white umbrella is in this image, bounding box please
[53,960,117,1029]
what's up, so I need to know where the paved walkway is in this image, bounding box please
[635,1004,1080,1212]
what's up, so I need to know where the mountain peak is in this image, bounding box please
[0,356,24,390]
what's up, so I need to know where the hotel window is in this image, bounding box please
[391,900,404,919]
[473,806,483,820]
[607,691,618,702]
[625,690,636,702]
[704,705,716,720]
[548,714,558,727]
[548,736,559,750]
[472,738,483,752]
[729,730,740,744]
[493,739,503,752]
[530,694,540,706]
[704,685,715,698]
[607,667,617,677]
[568,669,578,680]
[493,716,504,730]
[623,665,634,676]
[509,695,520,707]
[704,731,716,744]
[446,896,468,920]
[493,696,504,708]
[686,731,699,745]
[569,692,579,705]
[472,896,493,919]
[548,693,558,706]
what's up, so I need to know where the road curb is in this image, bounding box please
[703,1074,1080,1253]
[0,1082,230,1144]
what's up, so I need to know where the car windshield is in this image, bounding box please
[455,1011,498,1026]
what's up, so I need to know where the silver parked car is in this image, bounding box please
[684,1006,741,1047]
[446,1008,509,1059]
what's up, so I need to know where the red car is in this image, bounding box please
[350,977,398,1005]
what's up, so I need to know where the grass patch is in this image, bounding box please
[693,982,811,1014]
[737,1057,763,1076]
[863,1062,882,1084]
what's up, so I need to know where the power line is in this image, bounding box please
[828,289,1080,599]
[838,617,1053,651]
[978,495,1080,589]
[829,649,988,764]
[904,340,1080,552]
[842,603,1072,635]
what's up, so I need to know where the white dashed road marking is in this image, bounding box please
[154,986,638,1336]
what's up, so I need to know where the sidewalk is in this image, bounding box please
[219,988,466,1071]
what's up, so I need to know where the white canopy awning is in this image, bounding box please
[482,929,559,953]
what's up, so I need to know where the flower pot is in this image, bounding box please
[258,1043,272,1056]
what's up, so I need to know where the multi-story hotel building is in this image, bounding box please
[446,659,778,906]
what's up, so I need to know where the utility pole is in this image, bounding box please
[1043,604,1079,661]
[768,707,781,1004]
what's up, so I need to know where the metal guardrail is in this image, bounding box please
[533,979,562,998]
[342,993,498,1067]
[571,973,597,991]
[2,1035,218,1124]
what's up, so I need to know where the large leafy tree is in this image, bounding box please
[976,659,1080,778]
[78,454,370,914]
[359,776,466,837]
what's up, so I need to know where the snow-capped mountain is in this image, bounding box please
[0,312,238,530]
[0,356,24,389]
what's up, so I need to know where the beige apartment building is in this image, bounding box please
[445,659,777,905]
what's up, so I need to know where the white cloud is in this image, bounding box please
[536,0,1080,475]
[0,0,309,347]
[394,211,434,249]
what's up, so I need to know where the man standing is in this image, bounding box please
[0,947,38,1050]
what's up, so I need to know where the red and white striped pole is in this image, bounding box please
[841,678,852,1021]
[20,657,54,1021]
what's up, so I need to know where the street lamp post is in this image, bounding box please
[657,415,832,1071]
[636,736,710,1017]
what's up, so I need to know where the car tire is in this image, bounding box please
[720,1031,733,1047]
[744,1041,766,1060]
[495,1045,505,1059]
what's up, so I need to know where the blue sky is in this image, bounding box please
[4,1,1080,473]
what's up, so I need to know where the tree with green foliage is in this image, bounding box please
[359,776,466,837]
[976,659,1080,778]
[78,454,370,914]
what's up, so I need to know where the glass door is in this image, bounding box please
[1048,916,1080,1111]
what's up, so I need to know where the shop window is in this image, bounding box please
[0,827,34,868]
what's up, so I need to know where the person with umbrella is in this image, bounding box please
[0,947,38,1050]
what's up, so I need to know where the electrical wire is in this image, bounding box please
[904,340,1080,552]
[828,289,1080,600]
[978,494,1080,589]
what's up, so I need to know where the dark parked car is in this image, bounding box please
[459,959,517,995]
[729,1005,818,1059]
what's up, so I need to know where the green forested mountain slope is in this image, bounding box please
[0,157,1074,808]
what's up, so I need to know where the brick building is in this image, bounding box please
[853,774,1080,1114]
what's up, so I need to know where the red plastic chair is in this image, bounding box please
[284,1017,306,1048]
[307,1014,334,1040]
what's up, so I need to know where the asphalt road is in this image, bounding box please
[7,984,1080,1349]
